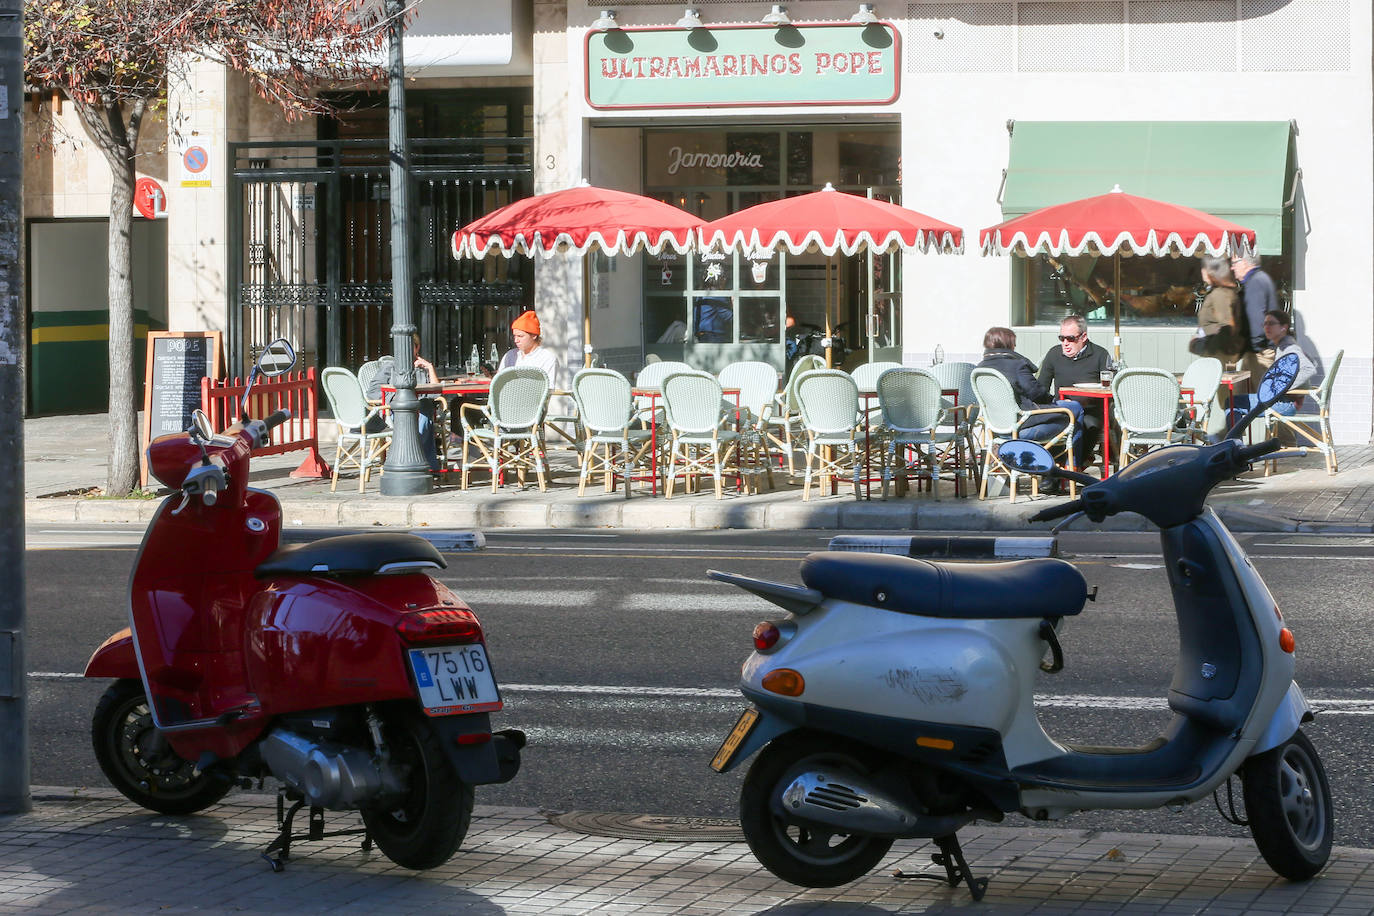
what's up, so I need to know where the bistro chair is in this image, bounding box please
[1266,348,1344,476]
[1112,368,1187,468]
[849,361,904,394]
[357,358,384,406]
[765,355,825,477]
[876,367,958,498]
[931,360,981,491]
[571,368,654,498]
[320,367,391,493]
[718,360,780,492]
[460,366,551,492]
[970,368,1077,503]
[633,360,692,427]
[793,369,865,501]
[1177,357,1224,443]
[660,370,741,499]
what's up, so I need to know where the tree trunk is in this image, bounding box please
[73,96,143,496]
[106,160,138,494]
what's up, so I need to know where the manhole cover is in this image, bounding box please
[546,810,744,843]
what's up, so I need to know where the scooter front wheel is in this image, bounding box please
[1242,728,1333,880]
[91,679,232,815]
[361,707,474,870]
[740,731,894,887]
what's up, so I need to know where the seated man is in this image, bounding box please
[978,326,1085,475]
[1236,310,1315,418]
[1037,315,1112,466]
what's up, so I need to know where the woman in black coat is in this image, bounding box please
[977,326,1084,467]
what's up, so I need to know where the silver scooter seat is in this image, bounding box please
[799,552,1088,619]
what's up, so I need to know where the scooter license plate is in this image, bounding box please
[407,645,503,716]
[710,707,760,772]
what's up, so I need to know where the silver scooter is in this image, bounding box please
[708,355,1330,899]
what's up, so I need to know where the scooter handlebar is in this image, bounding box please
[264,409,292,431]
[1030,498,1083,523]
[1236,437,1283,465]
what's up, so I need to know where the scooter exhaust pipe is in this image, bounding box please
[774,767,977,839]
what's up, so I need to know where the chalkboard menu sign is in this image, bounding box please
[140,330,222,484]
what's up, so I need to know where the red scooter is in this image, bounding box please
[84,339,522,870]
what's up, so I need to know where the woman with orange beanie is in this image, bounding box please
[500,310,560,387]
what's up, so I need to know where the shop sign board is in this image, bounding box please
[586,22,899,110]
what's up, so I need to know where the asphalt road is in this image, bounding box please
[22,525,1374,849]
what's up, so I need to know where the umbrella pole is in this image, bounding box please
[824,258,834,368]
[1112,254,1122,362]
[583,254,593,368]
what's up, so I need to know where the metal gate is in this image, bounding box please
[230,138,533,377]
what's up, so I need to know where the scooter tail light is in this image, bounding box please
[396,608,484,646]
[761,668,804,697]
[753,621,781,651]
[1278,627,1295,654]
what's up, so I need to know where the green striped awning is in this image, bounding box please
[1001,121,1294,255]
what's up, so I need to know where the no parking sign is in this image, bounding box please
[180,145,211,188]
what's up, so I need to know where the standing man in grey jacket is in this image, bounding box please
[1231,253,1279,377]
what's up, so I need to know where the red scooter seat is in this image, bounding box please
[799,552,1087,619]
[255,533,446,578]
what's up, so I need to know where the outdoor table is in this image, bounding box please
[381,377,492,474]
[1058,383,1114,478]
[1220,369,1251,429]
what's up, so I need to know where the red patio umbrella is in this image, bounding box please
[698,184,963,364]
[453,183,702,259]
[699,183,963,257]
[453,184,705,365]
[980,186,1256,358]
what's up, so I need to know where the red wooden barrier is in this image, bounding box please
[201,368,331,478]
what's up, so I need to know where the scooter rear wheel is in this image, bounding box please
[361,707,474,870]
[91,679,232,815]
[740,731,895,887]
[1242,728,1333,880]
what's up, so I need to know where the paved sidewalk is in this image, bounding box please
[2,788,1371,914]
[22,413,1374,532]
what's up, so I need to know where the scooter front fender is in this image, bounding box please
[84,628,139,680]
[1252,682,1313,755]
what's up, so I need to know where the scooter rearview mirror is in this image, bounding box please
[240,338,298,420]
[256,338,297,378]
[997,439,1055,475]
[1224,352,1301,440]
[188,408,215,445]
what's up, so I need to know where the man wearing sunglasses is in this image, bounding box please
[1038,315,1112,468]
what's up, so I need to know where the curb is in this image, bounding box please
[27,495,1323,533]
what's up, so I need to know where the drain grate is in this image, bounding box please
[546,810,744,843]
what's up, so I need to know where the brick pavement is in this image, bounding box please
[2,790,1372,914]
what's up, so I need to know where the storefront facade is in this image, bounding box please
[557,0,1371,442]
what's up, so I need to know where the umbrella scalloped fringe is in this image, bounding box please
[697,227,964,257]
[453,229,697,260]
[979,229,1251,259]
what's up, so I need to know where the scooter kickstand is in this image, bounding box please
[262,792,307,872]
[930,833,988,901]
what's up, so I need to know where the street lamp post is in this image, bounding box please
[379,0,432,495]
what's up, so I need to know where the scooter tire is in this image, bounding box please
[361,707,474,870]
[91,679,232,816]
[1241,728,1333,881]
[740,731,894,888]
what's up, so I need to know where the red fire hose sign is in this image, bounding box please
[134,178,166,219]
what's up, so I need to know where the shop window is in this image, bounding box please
[1019,252,1291,328]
